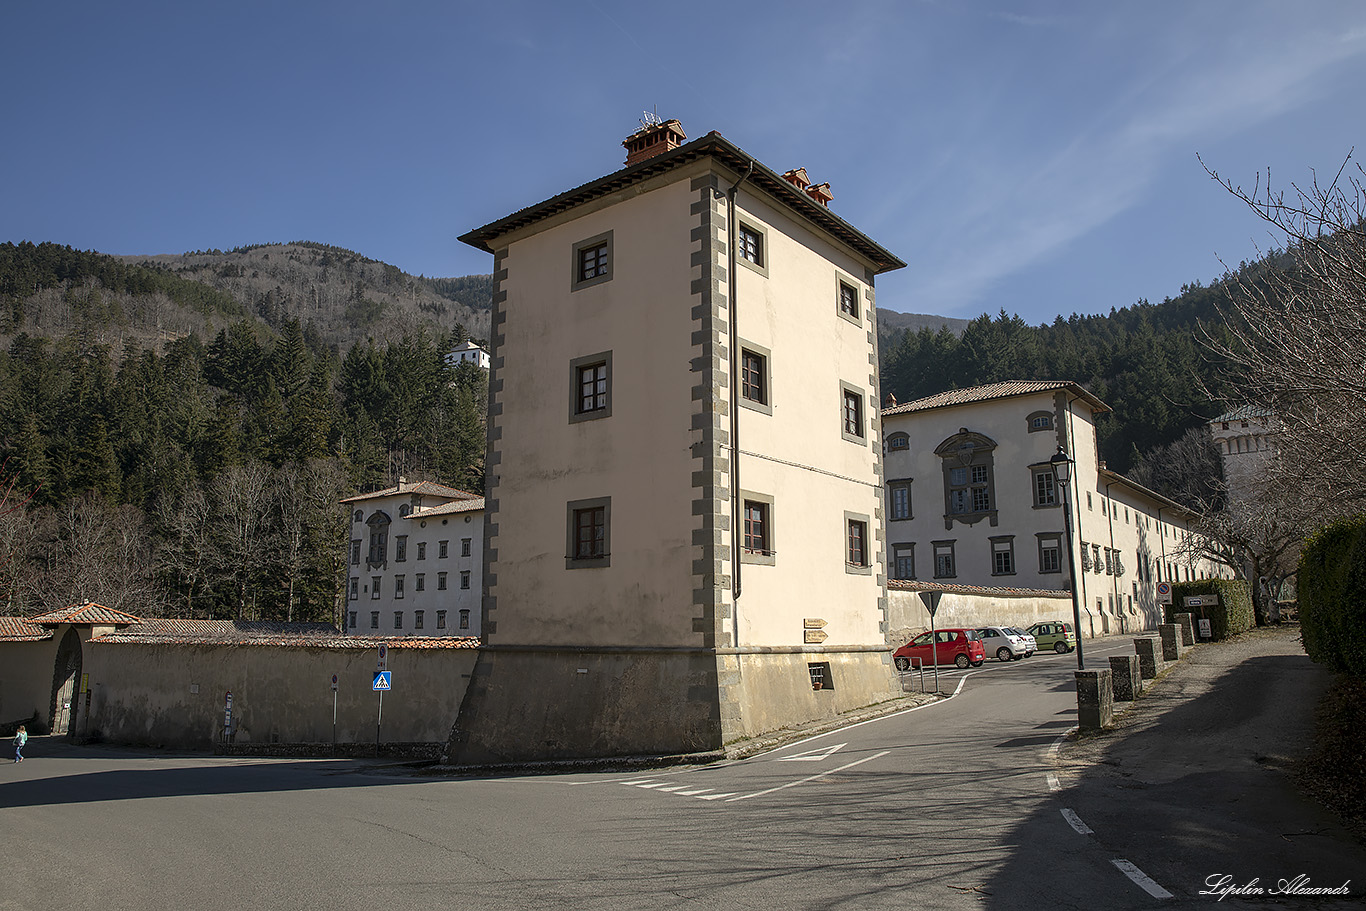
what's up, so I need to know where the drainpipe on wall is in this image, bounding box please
[723,161,752,646]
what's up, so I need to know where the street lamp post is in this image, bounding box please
[1051,447,1085,671]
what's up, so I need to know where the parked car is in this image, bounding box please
[894,628,986,670]
[1026,620,1077,654]
[1008,627,1037,657]
[975,626,1033,661]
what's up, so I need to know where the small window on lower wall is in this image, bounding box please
[808,662,832,691]
[844,512,872,574]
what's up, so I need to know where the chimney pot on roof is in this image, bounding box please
[623,118,687,165]
[781,167,810,189]
[805,182,834,207]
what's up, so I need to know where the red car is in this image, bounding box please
[894,628,986,670]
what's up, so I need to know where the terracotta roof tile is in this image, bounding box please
[29,602,143,626]
[0,617,54,641]
[881,380,1109,417]
[888,579,1070,598]
[409,498,484,518]
[340,481,479,504]
[90,620,480,649]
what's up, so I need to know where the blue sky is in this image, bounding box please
[3,1,1363,324]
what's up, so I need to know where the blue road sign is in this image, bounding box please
[372,671,392,691]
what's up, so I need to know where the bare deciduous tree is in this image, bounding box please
[1201,152,1366,518]
[42,495,163,615]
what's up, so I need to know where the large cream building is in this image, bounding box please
[449,121,905,762]
[881,381,1230,638]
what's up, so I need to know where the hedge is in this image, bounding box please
[1298,516,1366,677]
[1165,579,1253,641]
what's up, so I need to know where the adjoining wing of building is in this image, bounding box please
[448,119,906,763]
[881,380,1230,638]
[341,479,485,638]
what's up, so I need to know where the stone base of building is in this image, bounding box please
[443,646,898,764]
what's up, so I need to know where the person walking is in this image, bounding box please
[14,724,26,762]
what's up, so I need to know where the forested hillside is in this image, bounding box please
[876,279,1243,476]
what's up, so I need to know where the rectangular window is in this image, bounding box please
[370,577,381,599]
[460,570,471,590]
[566,496,611,568]
[838,280,859,321]
[571,231,613,291]
[738,224,763,265]
[414,610,424,630]
[1087,492,1093,510]
[459,609,471,630]
[892,543,915,580]
[888,481,912,521]
[395,535,407,562]
[744,500,769,554]
[575,508,606,558]
[437,610,447,629]
[569,351,613,423]
[348,610,357,630]
[417,542,427,560]
[933,541,956,578]
[840,382,866,444]
[972,486,991,512]
[416,573,425,592]
[1033,469,1057,507]
[461,538,472,557]
[394,575,405,599]
[394,611,403,630]
[439,540,449,559]
[368,526,387,567]
[844,512,872,575]
[370,611,379,630]
[438,571,448,590]
[991,538,1015,575]
[350,540,361,566]
[1038,536,1061,574]
[742,349,767,405]
[349,577,358,601]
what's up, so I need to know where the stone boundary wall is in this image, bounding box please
[887,587,1074,646]
[78,640,478,751]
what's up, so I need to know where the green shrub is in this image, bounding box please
[1298,516,1366,677]
[1166,579,1252,641]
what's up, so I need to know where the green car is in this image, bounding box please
[1027,620,1077,654]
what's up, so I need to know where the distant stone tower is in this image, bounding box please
[1209,406,1276,504]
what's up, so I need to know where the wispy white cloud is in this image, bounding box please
[882,9,1366,316]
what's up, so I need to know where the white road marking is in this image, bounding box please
[694,792,739,801]
[1046,773,1060,791]
[725,750,891,802]
[1112,859,1173,899]
[675,789,714,796]
[655,785,688,792]
[634,782,670,789]
[776,743,846,762]
[1061,808,1094,835]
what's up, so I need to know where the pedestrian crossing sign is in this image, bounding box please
[372,671,392,691]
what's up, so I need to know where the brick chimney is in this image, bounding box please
[623,119,687,166]
[781,167,810,189]
[805,182,834,207]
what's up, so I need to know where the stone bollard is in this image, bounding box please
[1134,636,1164,680]
[1158,623,1184,662]
[1173,612,1196,647]
[1075,669,1114,732]
[1109,655,1142,701]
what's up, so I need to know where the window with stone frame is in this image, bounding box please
[937,432,998,524]
[888,480,913,521]
[990,537,1016,575]
[933,541,956,578]
[892,543,915,580]
[1037,535,1062,574]
[1032,466,1057,507]
[365,512,390,569]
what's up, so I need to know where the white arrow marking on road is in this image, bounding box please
[727,750,890,802]
[776,742,846,762]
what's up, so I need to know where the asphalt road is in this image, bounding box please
[2,634,1360,911]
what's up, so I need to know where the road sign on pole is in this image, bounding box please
[372,671,391,691]
[377,644,388,671]
[1156,582,1172,604]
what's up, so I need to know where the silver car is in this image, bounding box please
[975,626,1032,661]
[1007,627,1037,657]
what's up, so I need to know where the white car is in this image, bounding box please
[975,626,1033,661]
[1007,627,1037,657]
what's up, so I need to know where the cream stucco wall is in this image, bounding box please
[0,637,60,728]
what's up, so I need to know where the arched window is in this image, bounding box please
[1026,411,1053,432]
[886,432,910,452]
[366,511,391,570]
[934,429,999,529]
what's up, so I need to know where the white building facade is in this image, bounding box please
[881,381,1230,638]
[342,480,484,637]
[445,341,491,370]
